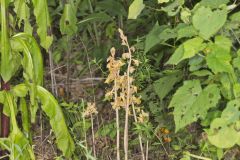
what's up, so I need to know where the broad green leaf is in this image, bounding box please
[161,0,184,16]
[206,36,233,74]
[177,25,198,40]
[153,71,183,100]
[60,1,78,36]
[189,56,205,72]
[220,73,233,100]
[128,0,145,19]
[78,12,112,25]
[230,11,240,22]
[221,99,240,124]
[144,24,177,53]
[207,118,238,148]
[32,0,53,50]
[14,0,32,34]
[192,6,227,40]
[166,37,204,65]
[12,84,28,97]
[10,37,38,120]
[180,8,191,23]
[200,0,230,8]
[37,86,75,157]
[1,0,16,82]
[12,33,43,85]
[170,80,220,132]
[169,80,202,131]
[207,100,240,148]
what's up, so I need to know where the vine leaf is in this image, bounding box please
[153,70,183,100]
[192,6,227,40]
[207,100,240,148]
[128,0,145,19]
[32,0,53,50]
[206,36,233,74]
[169,80,220,132]
[200,0,230,8]
[60,1,78,36]
[37,86,75,158]
[166,37,204,65]
[207,118,238,148]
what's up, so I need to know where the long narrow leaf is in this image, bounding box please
[32,0,53,50]
[37,86,75,158]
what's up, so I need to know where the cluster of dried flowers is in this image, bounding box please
[83,102,98,117]
[105,28,148,122]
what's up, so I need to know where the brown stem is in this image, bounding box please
[0,80,10,159]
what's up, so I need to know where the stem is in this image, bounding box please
[114,77,120,160]
[132,103,145,160]
[66,35,71,100]
[145,141,148,160]
[48,47,58,96]
[124,39,132,160]
[90,114,96,158]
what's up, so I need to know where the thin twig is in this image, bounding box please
[48,47,58,96]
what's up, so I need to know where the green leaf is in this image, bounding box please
[169,80,202,131]
[189,55,205,71]
[144,24,176,53]
[166,37,204,65]
[153,71,183,100]
[78,12,112,25]
[192,6,227,40]
[161,0,184,16]
[5,92,35,160]
[170,80,220,132]
[177,25,198,40]
[20,98,30,137]
[12,33,43,85]
[128,0,145,19]
[14,0,32,34]
[60,1,78,36]
[37,86,75,157]
[207,100,240,148]
[230,11,240,22]
[207,118,238,148]
[200,0,230,8]
[1,0,16,82]
[12,84,28,97]
[13,33,43,85]
[32,0,53,50]
[221,99,240,124]
[206,36,233,74]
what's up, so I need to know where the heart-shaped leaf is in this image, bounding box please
[192,6,227,40]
